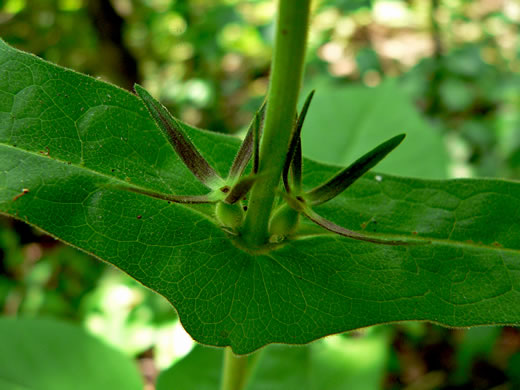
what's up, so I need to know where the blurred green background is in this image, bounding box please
[1,0,519,388]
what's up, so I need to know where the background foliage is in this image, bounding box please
[0,0,519,388]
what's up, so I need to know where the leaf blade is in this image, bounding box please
[0,317,143,390]
[1,39,520,356]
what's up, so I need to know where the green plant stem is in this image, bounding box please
[242,0,311,246]
[220,348,250,390]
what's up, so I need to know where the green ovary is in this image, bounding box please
[216,201,244,229]
[268,203,300,237]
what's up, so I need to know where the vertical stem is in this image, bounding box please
[220,348,249,390]
[426,0,443,115]
[241,0,312,246]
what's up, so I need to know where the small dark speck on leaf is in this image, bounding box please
[13,188,29,202]
[296,196,305,202]
[492,241,502,247]
[412,231,418,235]
[243,206,248,211]
[111,169,115,172]
[137,215,142,220]
[220,186,230,193]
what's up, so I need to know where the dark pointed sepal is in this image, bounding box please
[228,99,266,180]
[224,175,259,204]
[306,134,406,206]
[253,110,261,174]
[302,207,409,246]
[134,84,222,188]
[282,90,314,193]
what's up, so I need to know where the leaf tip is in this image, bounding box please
[392,133,406,145]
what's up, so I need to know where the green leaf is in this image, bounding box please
[301,78,448,179]
[157,330,390,390]
[1,40,520,354]
[157,346,222,390]
[0,317,143,390]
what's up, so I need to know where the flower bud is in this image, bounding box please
[268,204,299,237]
[216,201,244,229]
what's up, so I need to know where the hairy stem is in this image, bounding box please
[242,0,311,245]
[220,348,249,390]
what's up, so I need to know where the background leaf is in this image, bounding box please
[1,40,520,355]
[0,317,143,390]
[157,329,390,390]
[301,78,448,179]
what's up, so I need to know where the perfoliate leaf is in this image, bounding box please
[2,40,520,354]
[306,134,406,205]
[134,84,222,188]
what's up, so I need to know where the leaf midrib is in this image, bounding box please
[0,142,217,222]
[2,144,519,255]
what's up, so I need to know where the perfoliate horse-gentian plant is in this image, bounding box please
[1,0,520,388]
[130,85,408,247]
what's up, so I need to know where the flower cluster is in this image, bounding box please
[269,90,407,245]
[126,84,407,246]
[126,84,265,233]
